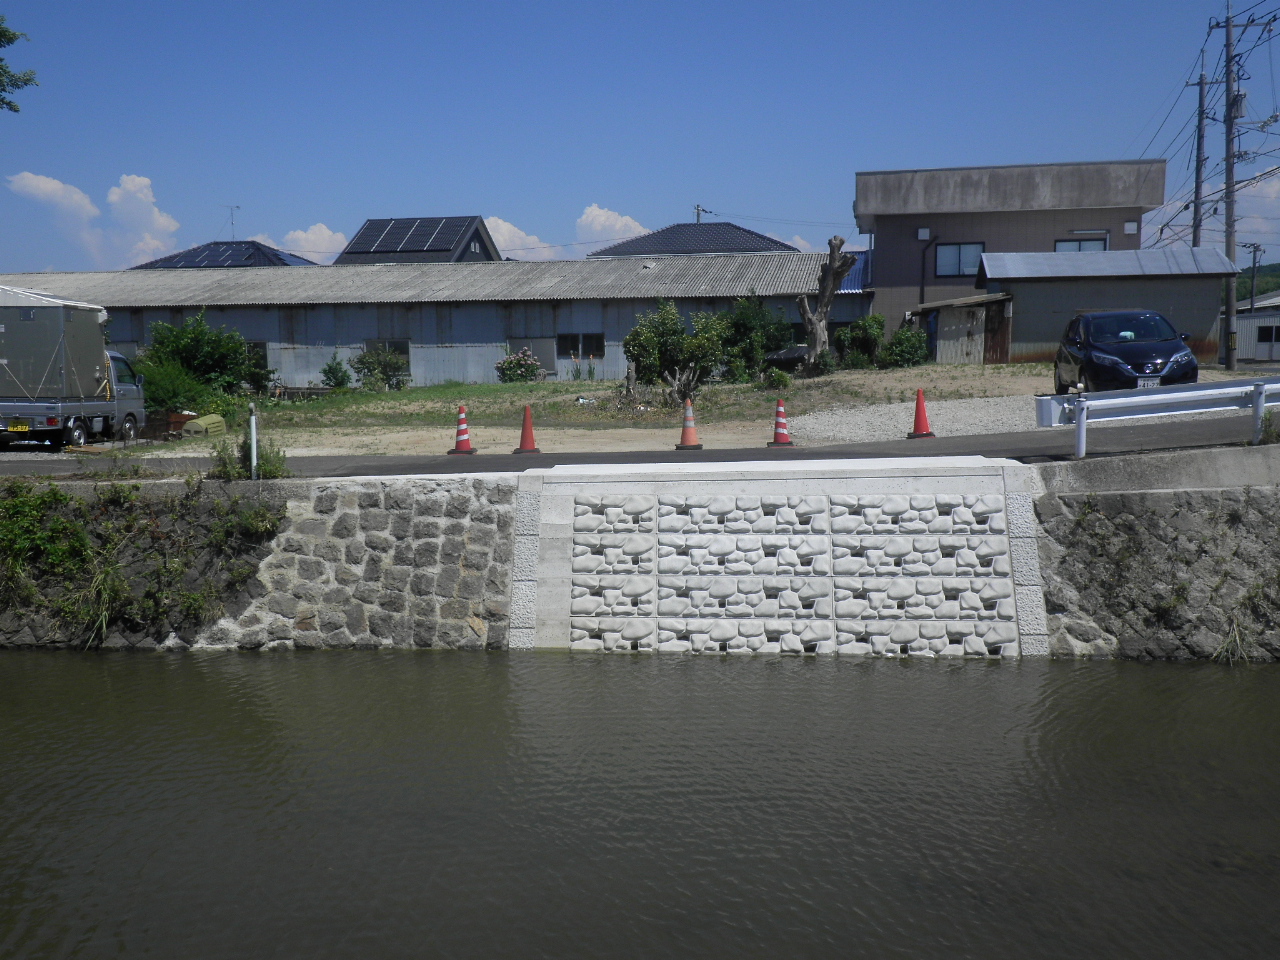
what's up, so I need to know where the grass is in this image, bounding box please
[240,364,1056,433]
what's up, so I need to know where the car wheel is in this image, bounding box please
[67,420,88,448]
[119,415,138,442]
[1054,369,1069,395]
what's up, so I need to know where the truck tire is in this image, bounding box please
[66,420,88,448]
[118,415,138,442]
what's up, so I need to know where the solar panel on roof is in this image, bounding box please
[373,220,417,253]
[426,217,469,252]
[404,217,446,250]
[346,219,395,254]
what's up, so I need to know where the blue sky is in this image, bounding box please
[0,1,1257,272]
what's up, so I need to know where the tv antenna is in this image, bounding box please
[222,204,241,240]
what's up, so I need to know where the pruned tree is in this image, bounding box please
[0,16,37,114]
[797,236,859,375]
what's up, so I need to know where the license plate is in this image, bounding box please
[1137,377,1161,389]
[6,420,28,432]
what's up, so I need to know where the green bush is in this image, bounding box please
[495,347,542,383]
[133,358,212,416]
[143,310,268,393]
[808,349,837,377]
[760,367,792,391]
[207,430,290,480]
[623,300,689,386]
[349,348,411,391]
[320,351,353,389]
[722,298,794,383]
[878,325,930,368]
[833,315,885,368]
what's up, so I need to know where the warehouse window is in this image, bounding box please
[1055,239,1108,253]
[557,333,606,359]
[935,242,984,277]
[364,338,410,358]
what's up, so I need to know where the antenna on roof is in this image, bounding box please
[222,204,241,240]
[694,204,708,224]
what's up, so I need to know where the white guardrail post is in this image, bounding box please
[1035,376,1280,459]
[249,402,259,481]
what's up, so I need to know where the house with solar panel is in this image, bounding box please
[0,218,872,386]
[132,240,318,269]
[334,217,501,264]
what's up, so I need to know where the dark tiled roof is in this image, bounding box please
[131,240,316,269]
[334,216,499,264]
[587,222,799,258]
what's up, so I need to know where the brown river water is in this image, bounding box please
[2,652,1278,959]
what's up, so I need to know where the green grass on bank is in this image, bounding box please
[228,363,1056,433]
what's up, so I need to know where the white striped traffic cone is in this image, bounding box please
[767,398,794,447]
[447,405,475,454]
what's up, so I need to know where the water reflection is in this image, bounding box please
[0,652,1276,959]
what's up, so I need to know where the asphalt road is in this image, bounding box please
[0,412,1261,479]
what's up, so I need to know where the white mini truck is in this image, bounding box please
[0,285,146,448]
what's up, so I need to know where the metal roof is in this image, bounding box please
[0,253,835,308]
[837,249,872,294]
[132,240,316,269]
[979,247,1237,281]
[588,222,798,258]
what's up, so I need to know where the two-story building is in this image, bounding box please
[854,160,1167,329]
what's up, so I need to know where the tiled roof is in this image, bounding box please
[588,222,799,258]
[334,216,499,264]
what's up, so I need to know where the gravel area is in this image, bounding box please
[791,394,1246,445]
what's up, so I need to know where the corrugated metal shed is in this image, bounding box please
[980,247,1237,281]
[0,253,830,308]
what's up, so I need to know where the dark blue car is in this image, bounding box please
[1054,310,1198,394]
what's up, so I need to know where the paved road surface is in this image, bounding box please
[0,413,1260,479]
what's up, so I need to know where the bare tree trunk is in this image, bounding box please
[797,236,859,375]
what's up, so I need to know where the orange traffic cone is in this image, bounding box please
[447,405,476,454]
[512,405,540,454]
[675,399,703,450]
[767,398,794,447]
[907,388,935,438]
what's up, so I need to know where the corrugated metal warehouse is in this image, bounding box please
[0,253,872,387]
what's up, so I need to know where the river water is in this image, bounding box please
[2,652,1278,959]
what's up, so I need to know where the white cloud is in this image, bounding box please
[7,172,104,261]
[7,171,180,267]
[575,204,647,248]
[485,216,561,260]
[250,223,348,264]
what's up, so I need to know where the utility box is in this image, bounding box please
[182,414,226,437]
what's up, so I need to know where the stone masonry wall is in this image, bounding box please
[1037,488,1280,661]
[195,476,516,651]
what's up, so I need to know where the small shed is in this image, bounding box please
[907,293,1012,364]
[977,248,1237,362]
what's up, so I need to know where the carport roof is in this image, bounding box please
[979,248,1237,282]
[0,253,834,308]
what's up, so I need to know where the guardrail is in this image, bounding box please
[1035,376,1280,458]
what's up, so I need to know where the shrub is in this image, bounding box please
[760,367,792,391]
[807,349,837,377]
[722,298,794,383]
[132,358,211,416]
[495,347,542,383]
[878,325,930,368]
[207,430,290,480]
[143,310,268,393]
[833,315,885,368]
[349,348,410,391]
[320,351,353,389]
[623,301,689,386]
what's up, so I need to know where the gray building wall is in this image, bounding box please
[994,277,1224,363]
[870,207,1147,329]
[105,293,870,387]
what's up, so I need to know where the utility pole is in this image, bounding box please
[1225,0,1239,369]
[1244,242,1265,313]
[694,204,707,224]
[1188,52,1208,247]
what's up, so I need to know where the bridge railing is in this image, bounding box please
[1035,377,1280,458]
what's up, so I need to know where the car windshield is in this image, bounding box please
[1088,314,1178,344]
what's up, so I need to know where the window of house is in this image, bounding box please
[364,338,410,358]
[470,240,481,254]
[1055,239,1108,253]
[556,333,606,359]
[935,242,984,277]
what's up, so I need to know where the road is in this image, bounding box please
[0,412,1261,479]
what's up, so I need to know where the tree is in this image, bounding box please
[622,300,728,404]
[0,16,37,113]
[797,236,859,375]
[140,311,263,393]
[722,297,794,382]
